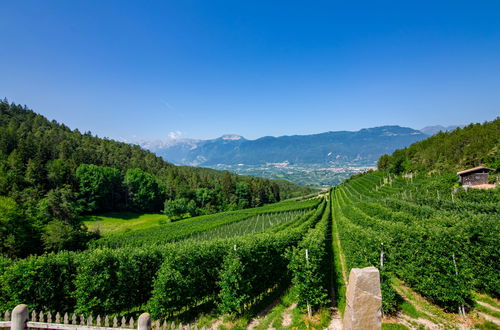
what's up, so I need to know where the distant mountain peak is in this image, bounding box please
[220,134,244,141]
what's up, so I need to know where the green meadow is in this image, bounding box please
[82,212,168,234]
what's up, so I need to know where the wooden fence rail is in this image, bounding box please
[0,305,208,330]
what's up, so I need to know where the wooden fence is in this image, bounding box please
[0,305,209,330]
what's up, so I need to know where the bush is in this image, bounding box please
[0,252,79,312]
[148,240,230,318]
[73,247,166,315]
[163,198,196,219]
[218,232,302,314]
[287,200,331,311]
[380,272,403,315]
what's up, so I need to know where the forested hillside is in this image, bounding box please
[0,100,312,257]
[378,118,500,174]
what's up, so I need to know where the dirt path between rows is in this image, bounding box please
[281,303,297,327]
[476,311,500,326]
[476,300,500,313]
[246,295,283,330]
[327,308,342,329]
[398,313,441,329]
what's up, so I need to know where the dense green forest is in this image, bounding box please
[377,117,500,174]
[0,100,312,257]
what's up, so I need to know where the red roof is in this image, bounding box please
[457,166,495,176]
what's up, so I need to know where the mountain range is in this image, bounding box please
[142,126,430,167]
[419,125,464,136]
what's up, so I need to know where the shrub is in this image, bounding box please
[73,247,166,314]
[0,252,79,312]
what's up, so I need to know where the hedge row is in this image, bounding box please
[333,187,411,314]
[0,200,326,318]
[0,247,170,314]
[94,198,321,248]
[149,200,327,317]
[335,171,499,313]
[287,197,331,311]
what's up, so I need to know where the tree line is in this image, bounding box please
[0,100,312,258]
[377,117,500,174]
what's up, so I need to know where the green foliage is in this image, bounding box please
[0,198,324,318]
[163,198,196,219]
[217,233,295,314]
[333,171,498,314]
[35,185,95,252]
[73,247,166,315]
[0,256,13,307]
[149,200,324,318]
[287,200,331,311]
[382,323,409,330]
[216,202,325,315]
[42,220,94,252]
[148,241,227,318]
[94,198,320,248]
[187,209,309,242]
[76,164,123,212]
[124,168,166,212]
[0,252,78,312]
[0,196,37,257]
[0,100,312,257]
[83,212,167,234]
[37,185,81,226]
[379,118,500,174]
[380,272,403,315]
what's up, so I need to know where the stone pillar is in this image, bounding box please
[343,266,382,330]
[11,304,28,330]
[137,313,151,330]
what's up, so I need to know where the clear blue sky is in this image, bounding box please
[1,1,499,141]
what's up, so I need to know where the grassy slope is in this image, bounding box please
[82,212,168,234]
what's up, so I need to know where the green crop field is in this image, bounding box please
[0,196,327,322]
[1,172,498,329]
[331,171,499,321]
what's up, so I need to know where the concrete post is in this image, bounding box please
[343,266,382,330]
[137,313,151,330]
[11,304,28,330]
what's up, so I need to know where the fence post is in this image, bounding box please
[137,313,151,330]
[11,304,28,330]
[305,249,312,317]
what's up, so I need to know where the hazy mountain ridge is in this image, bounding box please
[419,125,464,136]
[143,125,428,167]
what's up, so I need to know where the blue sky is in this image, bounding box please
[1,1,499,141]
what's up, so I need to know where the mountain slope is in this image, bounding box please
[378,118,500,173]
[146,126,427,166]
